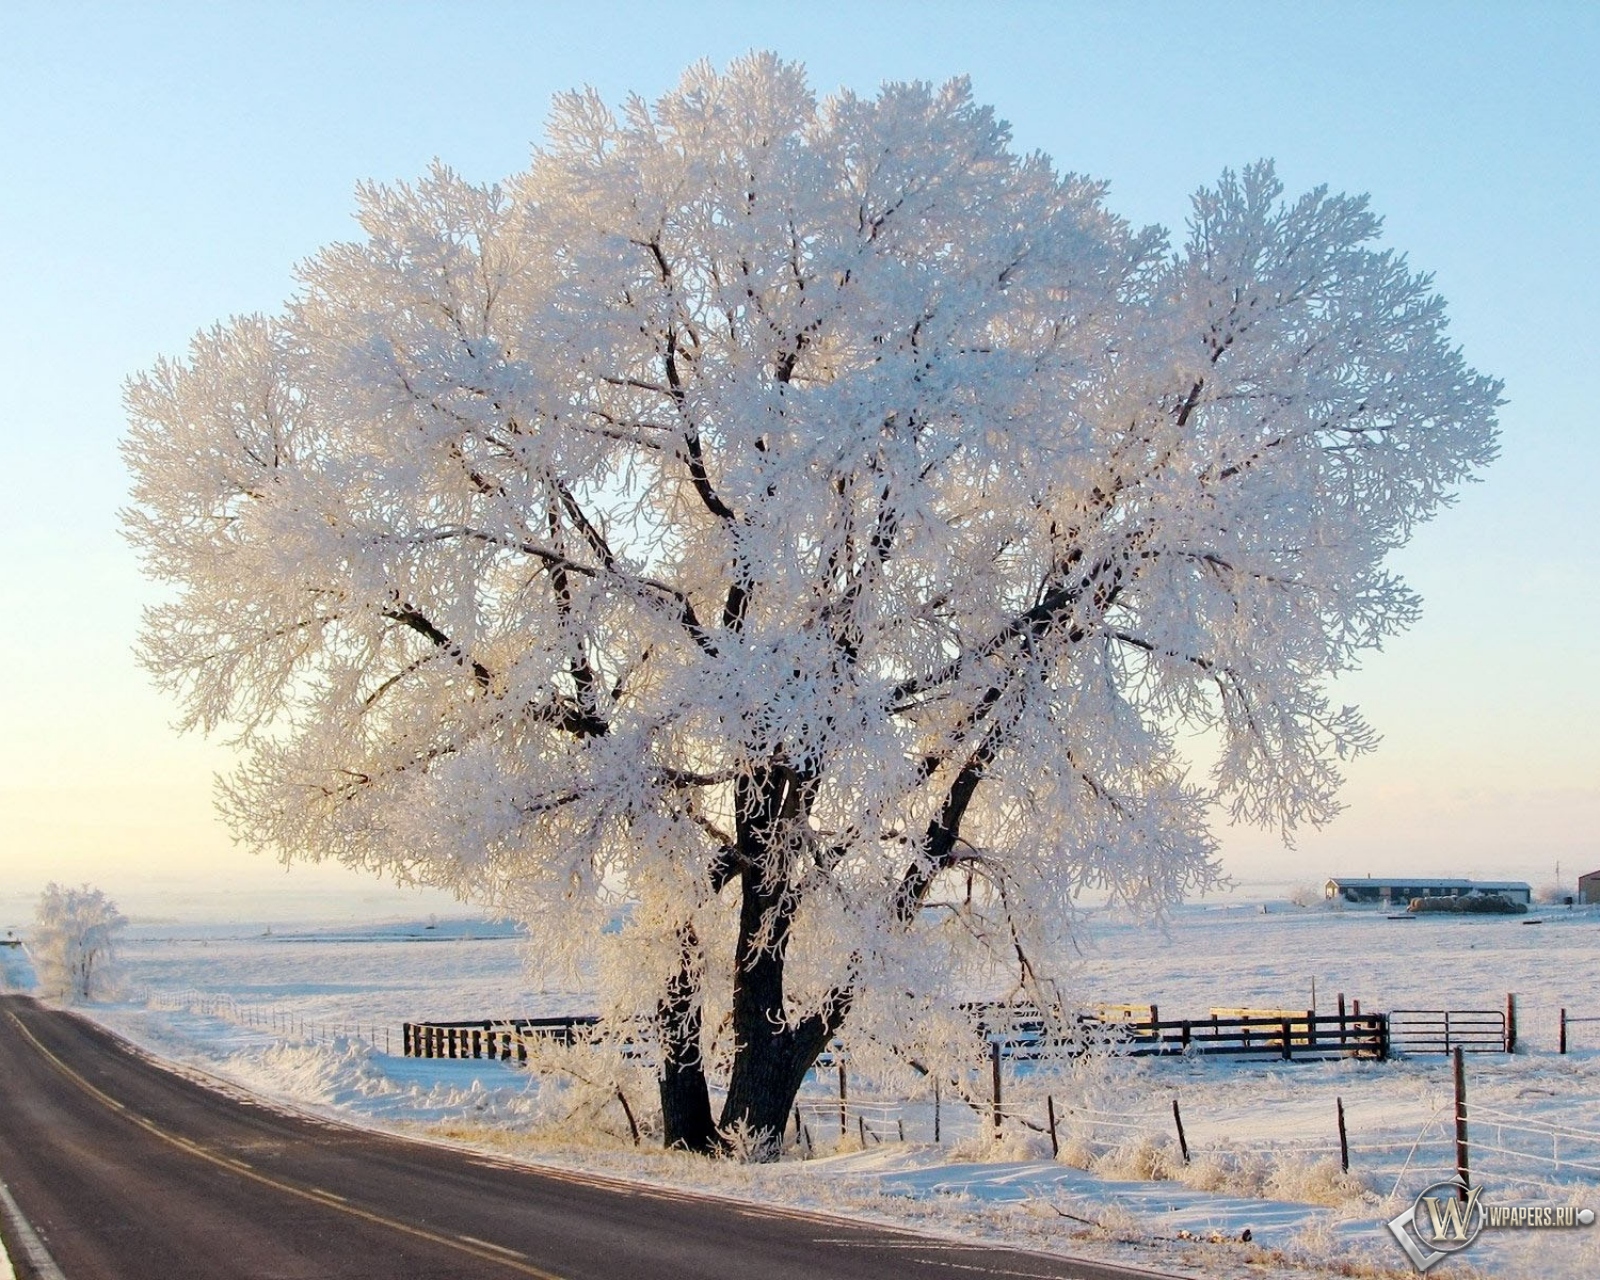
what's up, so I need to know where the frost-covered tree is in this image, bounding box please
[30,883,127,1002]
[124,56,1498,1154]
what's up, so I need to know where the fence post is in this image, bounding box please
[933,1078,941,1144]
[1560,1007,1568,1055]
[1336,1096,1349,1174]
[838,1061,848,1137]
[1171,1098,1190,1164]
[1505,993,1517,1053]
[1306,1009,1317,1052]
[1337,993,1347,1046]
[990,1041,1003,1131]
[403,1022,412,1056]
[1281,1017,1292,1061]
[1047,1095,1059,1158]
[1453,1045,1470,1200]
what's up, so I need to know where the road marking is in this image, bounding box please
[807,1239,1104,1277]
[0,1173,68,1280]
[459,1235,531,1259]
[6,1012,565,1280]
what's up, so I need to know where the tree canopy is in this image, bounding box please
[124,55,1499,1152]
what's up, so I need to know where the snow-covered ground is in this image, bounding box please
[4,900,1598,1278]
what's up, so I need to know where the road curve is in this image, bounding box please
[0,996,1178,1280]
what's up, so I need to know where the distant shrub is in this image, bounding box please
[29,883,126,1002]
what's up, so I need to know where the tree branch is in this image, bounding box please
[382,604,491,690]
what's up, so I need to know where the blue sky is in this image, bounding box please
[2,2,1596,919]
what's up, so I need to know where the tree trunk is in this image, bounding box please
[656,925,718,1154]
[718,866,848,1152]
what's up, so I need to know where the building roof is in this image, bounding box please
[1324,877,1531,891]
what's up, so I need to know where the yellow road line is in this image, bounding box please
[459,1234,532,1259]
[6,1012,566,1280]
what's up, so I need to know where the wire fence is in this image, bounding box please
[791,1070,1600,1197]
[147,990,398,1056]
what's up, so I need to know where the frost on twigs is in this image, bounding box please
[29,883,127,1003]
[516,1037,658,1147]
[719,1117,786,1165]
[122,54,1500,1151]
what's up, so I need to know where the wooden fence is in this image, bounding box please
[993,1009,1389,1061]
[404,1016,599,1060]
[406,1009,1388,1063]
[406,1002,1530,1065]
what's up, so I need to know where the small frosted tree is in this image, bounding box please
[31,883,127,1002]
[123,56,1498,1154]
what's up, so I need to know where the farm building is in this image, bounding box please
[1579,870,1600,905]
[1323,877,1532,907]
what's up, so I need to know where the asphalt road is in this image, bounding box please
[0,995,1178,1280]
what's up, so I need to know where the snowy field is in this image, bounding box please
[4,900,1599,1278]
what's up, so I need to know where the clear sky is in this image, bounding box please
[2,1,1596,922]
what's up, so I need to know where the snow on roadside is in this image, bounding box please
[58,904,1600,1278]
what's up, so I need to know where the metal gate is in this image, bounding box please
[1388,1009,1507,1054]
